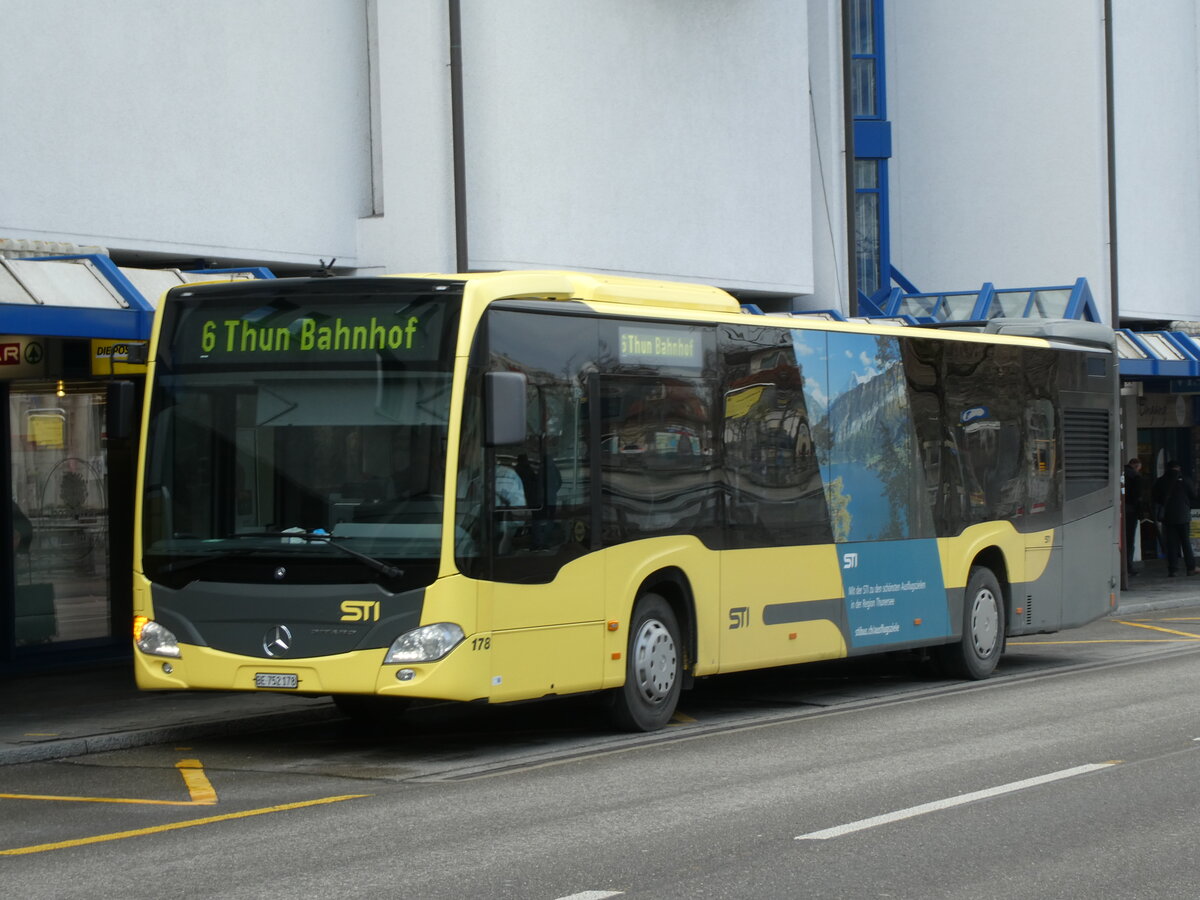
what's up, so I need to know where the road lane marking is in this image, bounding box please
[0,794,370,856]
[0,758,217,806]
[1008,638,1194,645]
[795,762,1117,841]
[176,759,217,805]
[1012,618,1200,646]
[669,712,697,726]
[0,793,200,807]
[1109,619,1200,640]
[555,893,623,899]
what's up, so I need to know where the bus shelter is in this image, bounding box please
[0,253,270,673]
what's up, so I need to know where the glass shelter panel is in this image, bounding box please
[10,383,110,645]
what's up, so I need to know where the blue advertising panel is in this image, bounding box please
[839,539,950,648]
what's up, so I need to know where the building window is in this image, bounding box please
[855,160,883,296]
[851,0,881,119]
[850,0,890,304]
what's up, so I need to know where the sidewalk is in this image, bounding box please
[0,665,337,766]
[1,560,1198,767]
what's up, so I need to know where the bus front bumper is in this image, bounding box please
[133,638,491,702]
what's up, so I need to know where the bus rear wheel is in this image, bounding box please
[935,565,1005,680]
[609,593,682,732]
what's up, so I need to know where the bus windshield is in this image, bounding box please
[140,280,462,590]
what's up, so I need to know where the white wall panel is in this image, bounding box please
[460,0,814,293]
[1111,0,1200,321]
[1,1,371,266]
[356,0,458,275]
[887,0,1111,319]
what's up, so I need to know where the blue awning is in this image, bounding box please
[0,254,272,341]
[1116,329,1200,378]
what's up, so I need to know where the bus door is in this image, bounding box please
[466,325,606,702]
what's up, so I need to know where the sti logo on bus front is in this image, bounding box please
[340,600,381,622]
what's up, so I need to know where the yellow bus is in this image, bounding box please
[132,271,1119,731]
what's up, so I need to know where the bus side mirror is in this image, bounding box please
[107,380,139,441]
[484,371,527,447]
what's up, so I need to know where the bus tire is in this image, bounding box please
[935,565,1005,680]
[609,593,682,732]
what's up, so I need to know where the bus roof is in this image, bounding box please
[390,270,744,315]
[390,270,1114,352]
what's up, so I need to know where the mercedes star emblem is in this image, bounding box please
[263,625,293,657]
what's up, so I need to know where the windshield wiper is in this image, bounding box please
[229,531,405,579]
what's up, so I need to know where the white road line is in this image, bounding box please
[555,893,623,900]
[795,762,1117,841]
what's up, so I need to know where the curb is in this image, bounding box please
[1113,596,1200,616]
[0,704,339,767]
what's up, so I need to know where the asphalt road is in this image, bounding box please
[4,608,1200,898]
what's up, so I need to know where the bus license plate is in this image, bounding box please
[255,673,298,689]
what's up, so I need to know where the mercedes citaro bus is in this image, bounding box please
[132,271,1119,731]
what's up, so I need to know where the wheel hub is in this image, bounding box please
[970,588,999,656]
[632,619,677,703]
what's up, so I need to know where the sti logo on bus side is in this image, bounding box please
[843,552,859,569]
[340,600,381,622]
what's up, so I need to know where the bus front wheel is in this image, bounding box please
[935,565,1005,680]
[609,593,682,732]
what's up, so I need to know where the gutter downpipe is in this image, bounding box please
[449,0,469,273]
[1104,0,1126,592]
[1104,0,1118,327]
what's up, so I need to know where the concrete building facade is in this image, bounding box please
[2,0,1197,671]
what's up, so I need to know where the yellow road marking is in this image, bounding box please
[0,758,217,807]
[669,712,697,726]
[1009,639,1197,645]
[0,793,201,807]
[1110,619,1200,640]
[175,759,217,805]
[0,794,369,856]
[1012,616,1200,646]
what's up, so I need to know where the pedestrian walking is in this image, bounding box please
[1152,460,1199,576]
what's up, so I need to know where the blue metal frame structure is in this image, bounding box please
[1116,330,1200,378]
[878,277,1102,324]
[1,255,274,341]
[852,0,893,302]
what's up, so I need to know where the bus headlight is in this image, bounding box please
[384,623,465,664]
[133,616,182,659]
